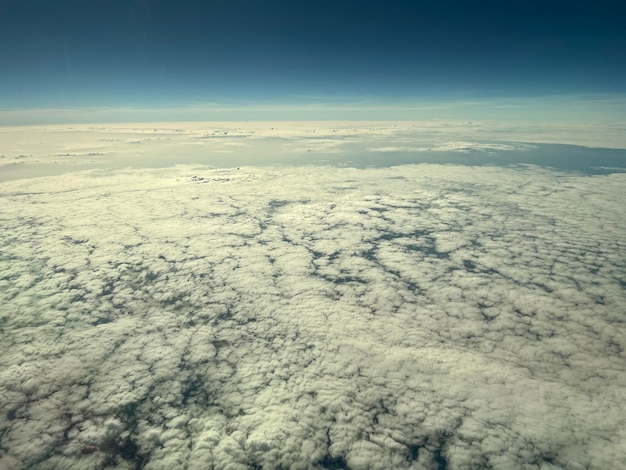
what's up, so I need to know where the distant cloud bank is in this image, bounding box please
[1,93,626,126]
[1,121,626,181]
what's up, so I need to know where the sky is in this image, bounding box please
[1,0,625,122]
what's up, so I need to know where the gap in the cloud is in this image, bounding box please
[2,140,626,182]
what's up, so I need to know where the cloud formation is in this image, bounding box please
[0,162,625,469]
[368,141,530,153]
[2,121,626,176]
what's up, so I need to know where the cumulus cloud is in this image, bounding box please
[0,157,625,469]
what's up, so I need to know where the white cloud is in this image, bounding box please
[0,156,625,468]
[368,141,530,153]
[1,122,625,177]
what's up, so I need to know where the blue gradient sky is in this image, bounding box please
[1,0,625,122]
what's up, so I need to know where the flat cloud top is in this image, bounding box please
[2,121,626,174]
[0,162,625,469]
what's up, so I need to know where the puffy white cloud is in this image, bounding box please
[0,155,625,468]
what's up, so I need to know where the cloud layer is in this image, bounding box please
[2,121,626,178]
[1,162,625,469]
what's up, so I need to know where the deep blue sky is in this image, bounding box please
[1,0,625,121]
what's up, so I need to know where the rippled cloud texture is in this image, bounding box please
[1,159,625,468]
